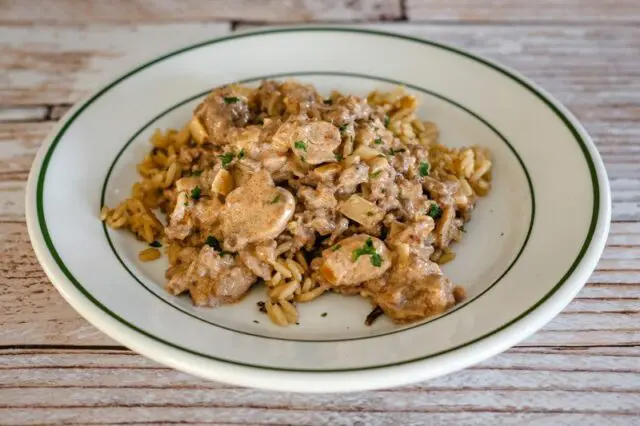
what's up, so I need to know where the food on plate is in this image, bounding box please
[101,80,492,326]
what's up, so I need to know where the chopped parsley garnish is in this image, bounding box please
[321,312,328,317]
[223,96,240,104]
[323,98,333,105]
[191,169,203,176]
[384,115,390,128]
[374,137,383,145]
[294,140,307,151]
[219,152,235,168]
[370,170,382,178]
[427,204,443,219]
[238,149,245,159]
[352,237,382,267]
[419,161,430,177]
[270,194,281,204]
[338,123,349,133]
[253,320,259,324]
[335,153,343,161]
[190,186,201,200]
[149,241,162,248]
[331,244,341,252]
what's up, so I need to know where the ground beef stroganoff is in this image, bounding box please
[101,80,493,326]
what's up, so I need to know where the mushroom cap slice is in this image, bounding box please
[219,170,295,251]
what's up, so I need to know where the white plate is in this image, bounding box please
[26,27,610,392]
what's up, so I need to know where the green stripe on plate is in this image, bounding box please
[36,27,600,372]
[100,71,536,343]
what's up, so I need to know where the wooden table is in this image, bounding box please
[1,1,639,424]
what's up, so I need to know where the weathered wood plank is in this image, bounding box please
[0,349,638,425]
[0,22,230,106]
[0,106,48,122]
[2,23,639,109]
[407,0,640,23]
[2,408,637,426]
[0,0,402,24]
[1,219,638,347]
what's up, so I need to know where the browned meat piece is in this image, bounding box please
[239,241,276,280]
[219,170,296,251]
[318,234,391,287]
[338,162,369,194]
[391,150,416,174]
[298,184,338,210]
[397,177,430,218]
[423,176,461,206]
[194,88,251,144]
[375,274,457,323]
[165,246,256,307]
[386,216,436,248]
[166,177,222,240]
[286,213,317,251]
[280,81,322,115]
[323,95,372,126]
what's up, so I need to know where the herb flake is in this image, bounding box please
[352,237,382,267]
[335,153,343,161]
[419,161,430,177]
[384,115,390,128]
[374,137,383,145]
[219,152,235,168]
[190,186,202,200]
[238,149,245,159]
[338,123,349,133]
[223,96,240,104]
[321,312,328,317]
[294,140,307,151]
[191,169,203,176]
[370,170,382,178]
[270,194,281,204]
[149,241,162,248]
[427,204,443,219]
[331,244,341,252]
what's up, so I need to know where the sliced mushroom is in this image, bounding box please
[211,168,234,196]
[219,170,295,251]
[290,121,341,165]
[318,234,391,287]
[337,195,384,228]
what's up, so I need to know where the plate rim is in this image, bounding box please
[100,70,536,343]
[25,26,611,391]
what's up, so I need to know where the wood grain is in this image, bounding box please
[0,348,638,424]
[1,0,639,423]
[407,0,640,23]
[1,220,638,347]
[0,0,402,24]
